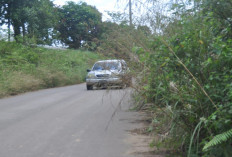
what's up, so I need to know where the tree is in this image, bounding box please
[0,0,14,41]
[0,0,56,44]
[106,11,128,24]
[0,0,33,39]
[57,1,102,49]
[24,0,57,44]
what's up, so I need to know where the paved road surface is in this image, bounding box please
[0,84,142,157]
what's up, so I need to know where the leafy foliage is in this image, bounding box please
[0,1,106,47]
[56,1,102,49]
[132,0,232,156]
[203,129,232,151]
[0,0,56,44]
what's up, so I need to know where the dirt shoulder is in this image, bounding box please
[123,112,171,157]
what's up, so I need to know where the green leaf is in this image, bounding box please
[203,129,232,151]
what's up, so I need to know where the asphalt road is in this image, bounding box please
[0,84,142,157]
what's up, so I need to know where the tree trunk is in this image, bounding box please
[7,2,11,42]
[12,20,21,40]
[22,23,26,41]
[8,17,11,42]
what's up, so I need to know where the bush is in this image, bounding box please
[132,1,232,156]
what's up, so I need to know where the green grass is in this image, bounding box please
[0,41,103,98]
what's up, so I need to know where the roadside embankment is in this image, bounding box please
[0,41,103,98]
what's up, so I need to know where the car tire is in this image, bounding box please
[86,85,93,90]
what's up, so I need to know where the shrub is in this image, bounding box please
[132,1,232,156]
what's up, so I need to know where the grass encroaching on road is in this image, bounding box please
[0,41,103,98]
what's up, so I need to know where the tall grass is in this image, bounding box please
[0,41,103,98]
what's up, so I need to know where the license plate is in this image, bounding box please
[99,80,107,84]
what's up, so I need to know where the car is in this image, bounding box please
[86,59,131,90]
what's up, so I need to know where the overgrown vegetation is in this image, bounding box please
[131,0,232,156]
[97,22,151,60]
[0,40,102,97]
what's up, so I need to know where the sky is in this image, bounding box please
[53,0,125,21]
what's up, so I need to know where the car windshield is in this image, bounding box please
[92,62,120,71]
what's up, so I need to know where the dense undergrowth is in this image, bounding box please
[0,41,102,98]
[131,0,232,156]
[97,22,150,60]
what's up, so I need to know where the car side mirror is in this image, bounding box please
[87,69,91,72]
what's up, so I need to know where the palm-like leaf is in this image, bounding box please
[203,129,232,151]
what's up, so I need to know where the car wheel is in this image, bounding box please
[86,85,93,90]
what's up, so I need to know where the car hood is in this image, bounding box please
[89,70,120,76]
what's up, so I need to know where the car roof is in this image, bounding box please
[96,59,125,63]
